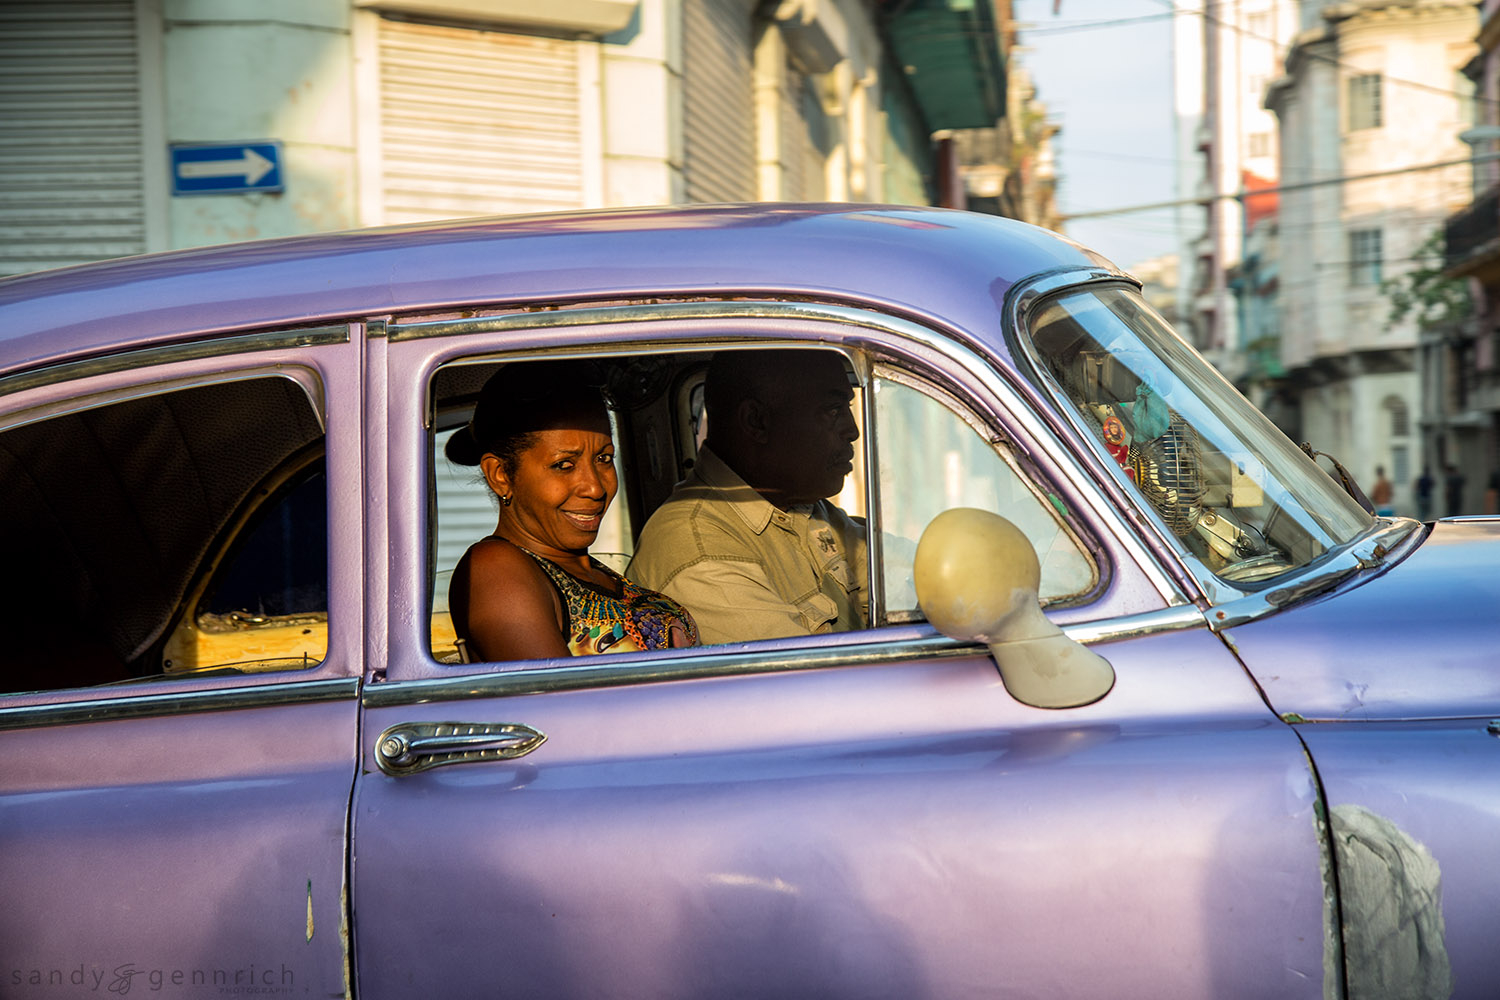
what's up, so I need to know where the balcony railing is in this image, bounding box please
[1445,183,1500,275]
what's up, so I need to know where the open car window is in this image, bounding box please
[429,367,637,663]
[164,453,328,674]
[426,348,864,661]
[425,344,1099,662]
[0,374,328,692]
[871,368,1098,620]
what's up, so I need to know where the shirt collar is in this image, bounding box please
[694,444,788,535]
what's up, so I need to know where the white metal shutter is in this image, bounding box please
[682,0,756,203]
[0,0,146,276]
[379,18,589,599]
[377,17,585,223]
[432,428,496,611]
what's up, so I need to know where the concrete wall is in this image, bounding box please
[602,0,681,207]
[159,0,358,249]
[141,0,921,254]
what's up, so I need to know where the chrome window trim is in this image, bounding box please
[1064,604,1206,645]
[1208,517,1424,631]
[0,677,359,732]
[399,298,1186,612]
[0,365,329,436]
[388,300,911,342]
[369,636,982,708]
[0,325,349,399]
[368,607,1208,709]
[1005,268,1132,336]
[1003,270,1215,603]
[859,356,886,625]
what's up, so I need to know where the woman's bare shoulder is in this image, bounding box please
[452,537,568,661]
[462,538,552,594]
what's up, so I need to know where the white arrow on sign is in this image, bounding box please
[176,148,276,186]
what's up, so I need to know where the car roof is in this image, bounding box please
[0,203,1119,375]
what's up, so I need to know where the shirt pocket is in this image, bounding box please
[821,552,855,594]
[795,592,840,633]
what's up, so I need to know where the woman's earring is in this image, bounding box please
[501,494,512,507]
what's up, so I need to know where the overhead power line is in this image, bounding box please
[1018,12,1177,36]
[1061,151,1492,220]
[1153,0,1490,108]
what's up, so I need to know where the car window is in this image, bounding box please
[1024,286,1372,585]
[430,408,635,663]
[426,348,864,661]
[424,344,1099,660]
[871,369,1097,619]
[163,456,329,673]
[0,375,327,692]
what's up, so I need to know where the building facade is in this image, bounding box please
[953,60,1061,231]
[1442,0,1500,515]
[1173,0,1297,369]
[0,0,1013,573]
[1266,0,1475,515]
[0,0,1011,277]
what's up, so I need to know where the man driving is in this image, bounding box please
[628,349,867,644]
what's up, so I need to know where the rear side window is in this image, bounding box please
[199,466,327,621]
[0,375,327,693]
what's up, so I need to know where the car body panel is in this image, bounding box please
[1297,719,1500,1000]
[352,628,1327,999]
[1225,518,1500,721]
[0,206,1104,376]
[0,330,367,994]
[0,697,357,997]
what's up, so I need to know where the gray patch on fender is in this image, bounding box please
[1330,804,1452,999]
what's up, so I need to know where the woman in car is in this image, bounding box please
[446,361,698,661]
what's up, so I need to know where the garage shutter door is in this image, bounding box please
[0,0,145,276]
[377,17,584,223]
[682,0,756,203]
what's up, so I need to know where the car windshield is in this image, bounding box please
[1024,284,1373,586]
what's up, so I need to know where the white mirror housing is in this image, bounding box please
[914,508,1115,709]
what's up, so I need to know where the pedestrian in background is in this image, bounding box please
[1444,465,1466,518]
[1371,466,1393,517]
[1415,467,1434,520]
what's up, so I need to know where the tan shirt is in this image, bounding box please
[628,446,868,645]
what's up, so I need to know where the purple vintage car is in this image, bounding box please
[1,204,1495,999]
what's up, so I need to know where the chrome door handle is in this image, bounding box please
[375,721,547,776]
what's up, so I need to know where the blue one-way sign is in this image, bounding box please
[170,141,284,195]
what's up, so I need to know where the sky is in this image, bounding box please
[1010,0,1180,270]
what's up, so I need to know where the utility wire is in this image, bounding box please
[1018,11,1177,36]
[1054,145,1182,165]
[1061,151,1491,220]
[1018,0,1248,36]
[1153,0,1490,107]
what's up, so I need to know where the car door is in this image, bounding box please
[0,333,363,997]
[349,304,1332,998]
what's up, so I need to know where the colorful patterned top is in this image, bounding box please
[521,547,699,655]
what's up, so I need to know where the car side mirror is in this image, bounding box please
[914,508,1115,709]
